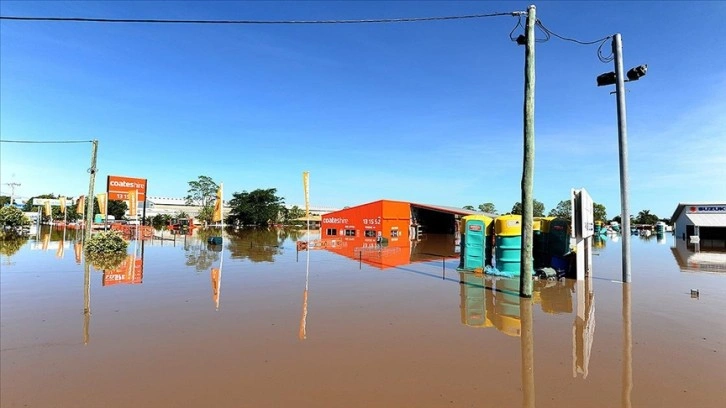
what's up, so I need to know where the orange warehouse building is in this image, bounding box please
[320,199,482,243]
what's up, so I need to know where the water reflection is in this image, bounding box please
[670,237,726,273]
[226,227,289,262]
[321,233,459,269]
[459,273,577,334]
[0,236,29,260]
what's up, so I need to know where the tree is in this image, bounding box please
[0,206,31,228]
[185,176,219,225]
[107,200,128,220]
[611,215,622,224]
[634,209,659,225]
[593,203,607,222]
[462,205,475,211]
[478,203,497,214]
[511,199,545,217]
[282,205,305,225]
[0,196,10,206]
[227,188,285,227]
[548,200,571,220]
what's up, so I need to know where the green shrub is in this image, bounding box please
[0,206,31,230]
[84,230,128,254]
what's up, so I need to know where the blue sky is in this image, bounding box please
[1,1,725,219]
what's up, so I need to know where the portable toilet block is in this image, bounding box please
[462,215,494,271]
[547,217,571,258]
[495,215,523,275]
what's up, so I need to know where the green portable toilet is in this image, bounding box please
[547,217,571,258]
[462,215,493,271]
[459,272,488,327]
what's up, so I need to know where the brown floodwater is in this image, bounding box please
[1,227,724,407]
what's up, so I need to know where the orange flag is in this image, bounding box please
[43,200,51,217]
[212,184,223,223]
[211,267,221,310]
[59,197,66,214]
[76,196,85,215]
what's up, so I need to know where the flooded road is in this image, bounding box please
[1,228,724,407]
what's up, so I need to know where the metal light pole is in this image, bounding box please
[612,34,631,283]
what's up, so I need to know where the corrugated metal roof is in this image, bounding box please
[411,203,494,217]
[685,213,726,227]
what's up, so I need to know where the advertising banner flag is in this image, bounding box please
[59,197,66,214]
[43,200,51,217]
[303,171,310,218]
[96,193,107,216]
[76,196,85,215]
[213,184,223,223]
[128,190,138,218]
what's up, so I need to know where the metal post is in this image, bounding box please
[613,34,631,283]
[520,4,536,297]
[84,140,98,242]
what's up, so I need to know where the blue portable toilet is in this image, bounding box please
[461,215,494,271]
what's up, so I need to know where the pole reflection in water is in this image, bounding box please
[211,241,223,311]
[520,297,535,408]
[573,271,595,378]
[622,283,632,408]
[83,257,91,345]
[299,239,310,340]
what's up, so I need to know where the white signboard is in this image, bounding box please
[32,198,75,206]
[571,189,594,239]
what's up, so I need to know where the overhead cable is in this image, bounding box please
[0,12,523,25]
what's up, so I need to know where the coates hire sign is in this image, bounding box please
[686,205,726,214]
[107,175,147,201]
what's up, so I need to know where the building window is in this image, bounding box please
[391,229,400,238]
[326,228,337,236]
[364,230,376,238]
[344,229,356,236]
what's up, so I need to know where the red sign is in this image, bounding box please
[107,175,147,202]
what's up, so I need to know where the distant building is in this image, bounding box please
[670,203,726,249]
[320,199,486,242]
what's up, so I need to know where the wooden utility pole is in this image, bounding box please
[84,140,98,241]
[520,4,536,297]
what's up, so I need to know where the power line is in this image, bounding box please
[0,139,92,144]
[0,12,523,25]
[534,19,613,63]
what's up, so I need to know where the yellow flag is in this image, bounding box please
[43,200,51,217]
[128,190,138,218]
[96,193,107,216]
[76,196,85,215]
[212,183,223,223]
[303,171,310,218]
[59,197,66,214]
